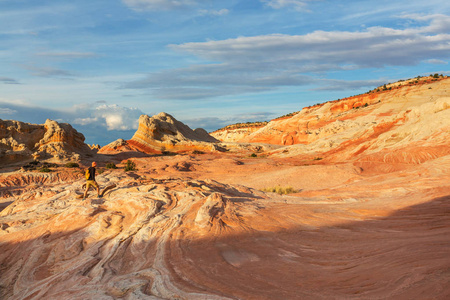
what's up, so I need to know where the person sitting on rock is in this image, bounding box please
[84,161,101,199]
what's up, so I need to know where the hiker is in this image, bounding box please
[84,161,101,199]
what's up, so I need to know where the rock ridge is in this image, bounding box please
[0,119,93,166]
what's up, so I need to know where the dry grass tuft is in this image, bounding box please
[262,186,298,195]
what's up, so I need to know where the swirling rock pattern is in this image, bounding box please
[0,151,449,299]
[213,77,450,167]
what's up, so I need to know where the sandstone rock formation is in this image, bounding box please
[211,122,267,143]
[215,77,450,170]
[0,119,93,166]
[100,113,220,155]
[0,151,449,299]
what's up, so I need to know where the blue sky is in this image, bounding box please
[1,0,449,145]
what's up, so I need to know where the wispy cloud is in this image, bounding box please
[36,52,97,59]
[198,8,229,16]
[0,77,20,84]
[25,66,75,78]
[314,79,390,91]
[0,108,18,115]
[261,0,313,11]
[426,59,448,65]
[123,14,450,100]
[122,0,197,11]
[182,112,275,132]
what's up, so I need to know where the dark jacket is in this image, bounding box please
[87,166,96,181]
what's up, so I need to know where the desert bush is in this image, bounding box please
[124,160,136,172]
[39,167,52,173]
[250,153,257,158]
[262,186,298,195]
[65,162,79,168]
[42,162,57,168]
[106,162,117,169]
[192,150,204,155]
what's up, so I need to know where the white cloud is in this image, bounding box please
[123,14,450,100]
[261,0,312,11]
[94,104,142,130]
[73,104,143,131]
[72,117,99,126]
[401,14,450,33]
[0,108,17,115]
[122,0,196,11]
[426,59,448,65]
[199,9,229,16]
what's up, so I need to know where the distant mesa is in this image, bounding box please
[100,112,221,154]
[0,119,93,167]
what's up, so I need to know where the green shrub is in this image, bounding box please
[65,162,79,168]
[106,162,117,169]
[250,153,257,158]
[262,186,298,195]
[124,160,136,172]
[39,167,52,173]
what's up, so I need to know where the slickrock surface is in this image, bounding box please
[211,124,266,143]
[0,151,449,299]
[0,119,93,166]
[215,78,450,166]
[100,113,220,155]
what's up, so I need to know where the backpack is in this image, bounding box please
[85,169,90,180]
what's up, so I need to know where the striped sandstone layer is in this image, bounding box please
[100,112,220,154]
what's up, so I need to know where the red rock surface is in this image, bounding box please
[216,77,450,169]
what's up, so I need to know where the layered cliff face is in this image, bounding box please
[100,112,220,154]
[210,126,263,143]
[0,119,93,166]
[218,77,450,167]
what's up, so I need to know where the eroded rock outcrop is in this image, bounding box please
[100,112,220,154]
[0,119,93,166]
